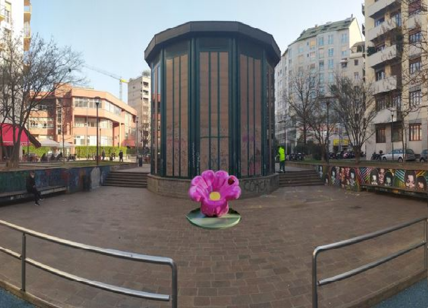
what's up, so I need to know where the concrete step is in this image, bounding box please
[103,172,148,188]
[280,182,324,187]
[103,183,146,188]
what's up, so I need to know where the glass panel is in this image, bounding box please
[248,58,255,176]
[166,59,173,176]
[240,55,248,177]
[174,58,180,177]
[210,52,219,170]
[255,59,262,176]
[180,55,189,177]
[219,52,229,171]
[200,52,209,172]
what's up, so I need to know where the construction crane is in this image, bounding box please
[83,64,128,101]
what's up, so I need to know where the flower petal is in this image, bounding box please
[201,170,215,190]
[191,175,210,191]
[213,171,229,190]
[188,185,208,202]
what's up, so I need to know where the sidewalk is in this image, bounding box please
[0,185,424,307]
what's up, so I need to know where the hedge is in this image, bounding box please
[74,146,129,158]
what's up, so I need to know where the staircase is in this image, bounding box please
[278,169,324,187]
[103,171,148,188]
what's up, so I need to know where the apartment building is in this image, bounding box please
[128,74,151,149]
[275,17,365,153]
[28,84,138,154]
[364,0,427,157]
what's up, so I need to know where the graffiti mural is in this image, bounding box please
[317,164,428,193]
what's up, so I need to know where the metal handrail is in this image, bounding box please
[312,217,427,308]
[0,219,178,307]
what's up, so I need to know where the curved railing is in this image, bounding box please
[0,219,178,307]
[312,217,427,308]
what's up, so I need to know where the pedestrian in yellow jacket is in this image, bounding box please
[278,146,285,173]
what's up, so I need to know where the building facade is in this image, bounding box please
[364,0,427,157]
[28,84,137,154]
[275,17,365,153]
[128,74,151,150]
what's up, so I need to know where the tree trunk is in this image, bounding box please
[353,145,360,164]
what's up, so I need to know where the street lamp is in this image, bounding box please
[278,118,287,157]
[326,100,331,164]
[94,96,100,166]
[136,116,139,157]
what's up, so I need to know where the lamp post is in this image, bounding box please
[326,100,331,164]
[95,97,100,166]
[391,111,394,161]
[136,116,139,157]
[278,118,287,157]
[60,99,65,159]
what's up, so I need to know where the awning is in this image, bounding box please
[0,124,41,148]
[39,139,60,147]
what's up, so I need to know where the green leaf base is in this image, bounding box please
[186,207,241,229]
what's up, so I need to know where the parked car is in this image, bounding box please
[381,149,416,162]
[420,149,428,162]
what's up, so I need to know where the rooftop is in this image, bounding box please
[293,17,354,43]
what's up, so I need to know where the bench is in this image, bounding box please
[0,186,67,204]
[361,184,427,199]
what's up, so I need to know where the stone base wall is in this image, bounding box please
[148,173,279,199]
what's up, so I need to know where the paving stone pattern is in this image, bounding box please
[0,178,425,308]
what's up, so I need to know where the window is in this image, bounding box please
[319,73,324,83]
[376,44,385,52]
[375,16,385,27]
[328,34,334,44]
[74,136,86,146]
[309,39,316,50]
[354,59,359,66]
[392,11,402,26]
[409,123,422,141]
[409,57,421,74]
[318,36,324,46]
[376,97,386,111]
[318,48,324,59]
[376,126,386,143]
[409,30,421,44]
[29,117,54,129]
[328,72,334,84]
[328,59,334,69]
[341,47,348,58]
[310,51,316,61]
[298,54,304,63]
[410,89,422,107]
[74,117,86,127]
[328,48,334,57]
[5,2,11,24]
[354,72,360,80]
[319,60,324,70]
[298,45,304,54]
[341,33,348,44]
[392,126,402,142]
[392,94,402,109]
[375,69,385,81]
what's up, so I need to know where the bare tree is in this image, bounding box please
[285,69,319,145]
[329,76,377,163]
[0,33,84,168]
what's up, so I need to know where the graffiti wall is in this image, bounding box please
[0,165,111,194]
[316,165,428,193]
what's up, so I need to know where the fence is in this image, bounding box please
[0,219,178,307]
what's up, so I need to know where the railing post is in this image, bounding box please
[425,219,427,272]
[170,261,178,308]
[21,232,26,292]
[312,250,318,308]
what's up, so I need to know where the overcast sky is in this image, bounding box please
[33,0,364,101]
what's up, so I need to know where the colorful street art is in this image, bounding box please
[316,165,428,193]
[0,165,111,194]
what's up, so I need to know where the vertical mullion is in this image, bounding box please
[172,58,175,176]
[253,58,256,176]
[246,56,250,176]
[179,56,182,177]
[208,52,212,170]
[218,51,221,170]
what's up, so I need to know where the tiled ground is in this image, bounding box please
[0,179,425,308]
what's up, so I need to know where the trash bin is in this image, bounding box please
[138,156,143,167]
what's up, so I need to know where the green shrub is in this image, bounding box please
[74,146,128,158]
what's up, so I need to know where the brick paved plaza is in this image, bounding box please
[0,182,425,308]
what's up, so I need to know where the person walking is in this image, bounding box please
[119,150,124,162]
[26,171,42,206]
[102,149,106,161]
[278,146,285,173]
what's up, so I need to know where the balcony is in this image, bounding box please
[367,19,398,41]
[368,45,398,67]
[362,3,365,15]
[24,4,31,22]
[373,76,397,95]
[367,0,398,18]
[407,14,422,29]
[24,22,31,51]
[362,23,365,36]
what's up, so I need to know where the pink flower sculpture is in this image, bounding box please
[189,170,241,217]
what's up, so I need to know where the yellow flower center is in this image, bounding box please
[209,191,221,201]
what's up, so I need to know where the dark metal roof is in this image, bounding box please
[145,21,280,65]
